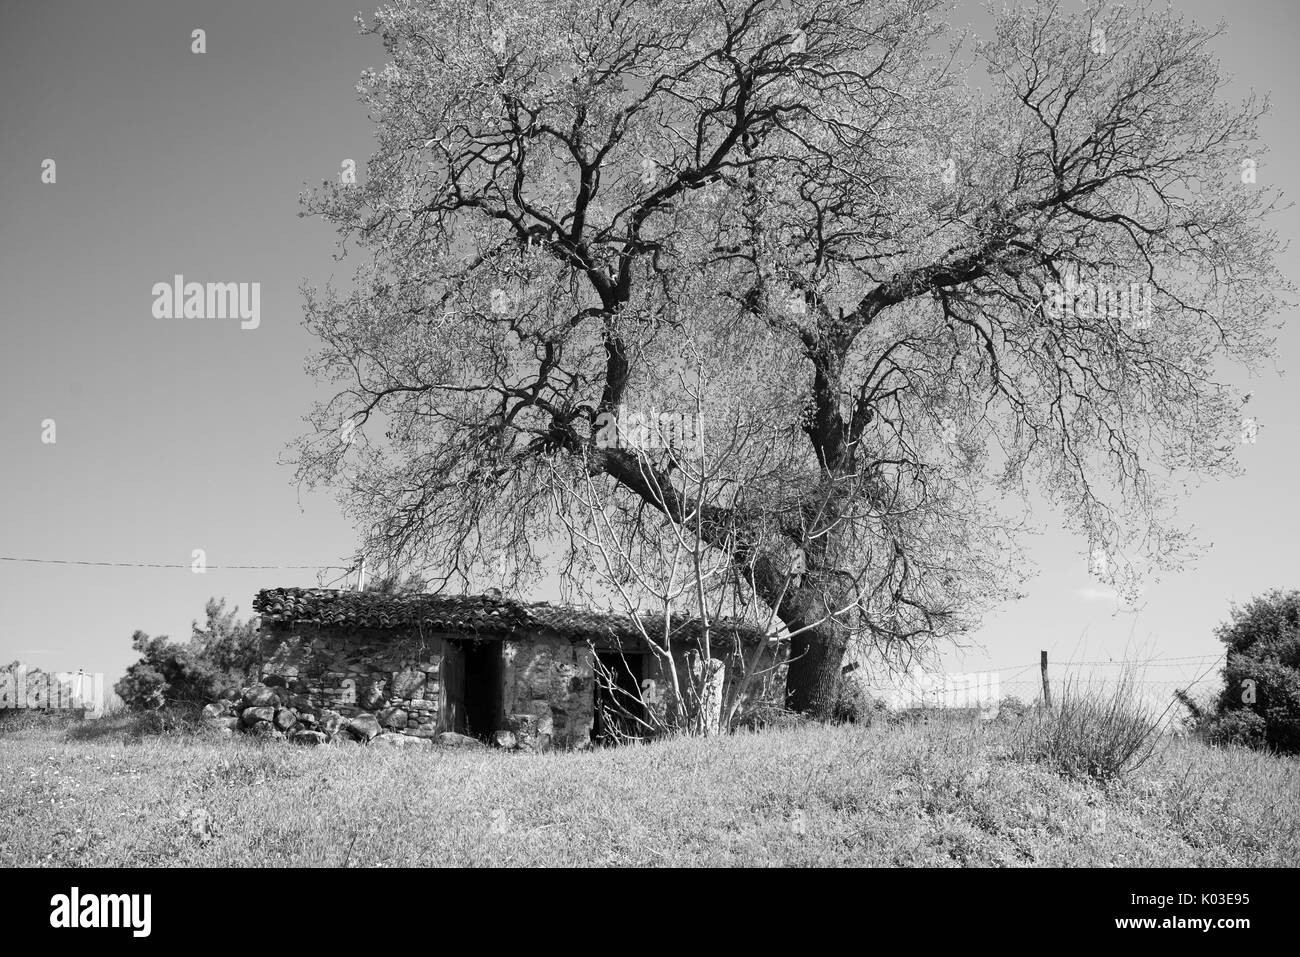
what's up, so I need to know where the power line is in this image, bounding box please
[980,654,1222,671]
[1052,655,1224,667]
[0,556,352,570]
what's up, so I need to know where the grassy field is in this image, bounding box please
[1,710,1296,867]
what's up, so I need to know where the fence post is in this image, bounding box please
[1040,650,1052,710]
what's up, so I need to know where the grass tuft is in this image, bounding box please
[1009,666,1164,782]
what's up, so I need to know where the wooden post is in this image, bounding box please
[1040,650,1053,710]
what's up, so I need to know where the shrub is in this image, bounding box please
[115,598,260,712]
[1203,590,1300,754]
[831,672,887,724]
[1208,708,1267,748]
[1173,686,1216,739]
[1010,667,1162,782]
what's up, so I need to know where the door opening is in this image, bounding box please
[461,641,504,738]
[593,651,647,744]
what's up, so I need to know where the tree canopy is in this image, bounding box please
[295,0,1288,716]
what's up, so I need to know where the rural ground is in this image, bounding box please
[1,712,1296,867]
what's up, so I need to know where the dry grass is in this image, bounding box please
[1,708,1296,867]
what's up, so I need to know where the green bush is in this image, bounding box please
[1207,589,1300,754]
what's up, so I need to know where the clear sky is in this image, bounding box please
[1,0,1296,694]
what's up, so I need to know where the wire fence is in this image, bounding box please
[853,653,1226,720]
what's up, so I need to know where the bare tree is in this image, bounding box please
[543,380,798,737]
[294,0,1288,718]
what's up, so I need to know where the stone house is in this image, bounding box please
[251,587,778,748]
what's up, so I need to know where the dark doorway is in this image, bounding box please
[461,641,504,738]
[593,651,647,745]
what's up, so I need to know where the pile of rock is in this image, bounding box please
[491,713,555,752]
[201,679,485,751]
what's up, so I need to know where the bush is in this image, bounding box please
[1208,708,1267,748]
[831,672,887,724]
[1173,686,1215,739]
[115,599,260,712]
[1206,589,1300,754]
[1010,667,1162,782]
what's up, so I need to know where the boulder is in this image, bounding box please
[507,713,539,736]
[288,694,314,711]
[241,706,275,727]
[518,733,553,753]
[202,702,233,720]
[250,721,282,739]
[262,674,287,688]
[508,713,553,751]
[204,716,241,733]
[436,731,485,749]
[358,679,387,710]
[289,730,328,747]
[318,709,345,736]
[492,730,518,750]
[371,732,432,750]
[297,711,319,728]
[390,670,426,699]
[345,713,382,741]
[242,685,279,708]
[378,707,408,730]
[273,708,297,732]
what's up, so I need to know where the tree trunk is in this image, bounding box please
[772,569,853,720]
[596,449,854,719]
[784,614,850,719]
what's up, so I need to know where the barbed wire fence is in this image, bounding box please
[852,651,1227,723]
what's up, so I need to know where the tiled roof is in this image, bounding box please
[253,587,772,650]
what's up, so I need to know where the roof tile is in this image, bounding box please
[253,587,770,650]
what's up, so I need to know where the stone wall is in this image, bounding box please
[258,623,447,737]
[203,622,778,749]
[500,636,596,748]
[243,623,602,749]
